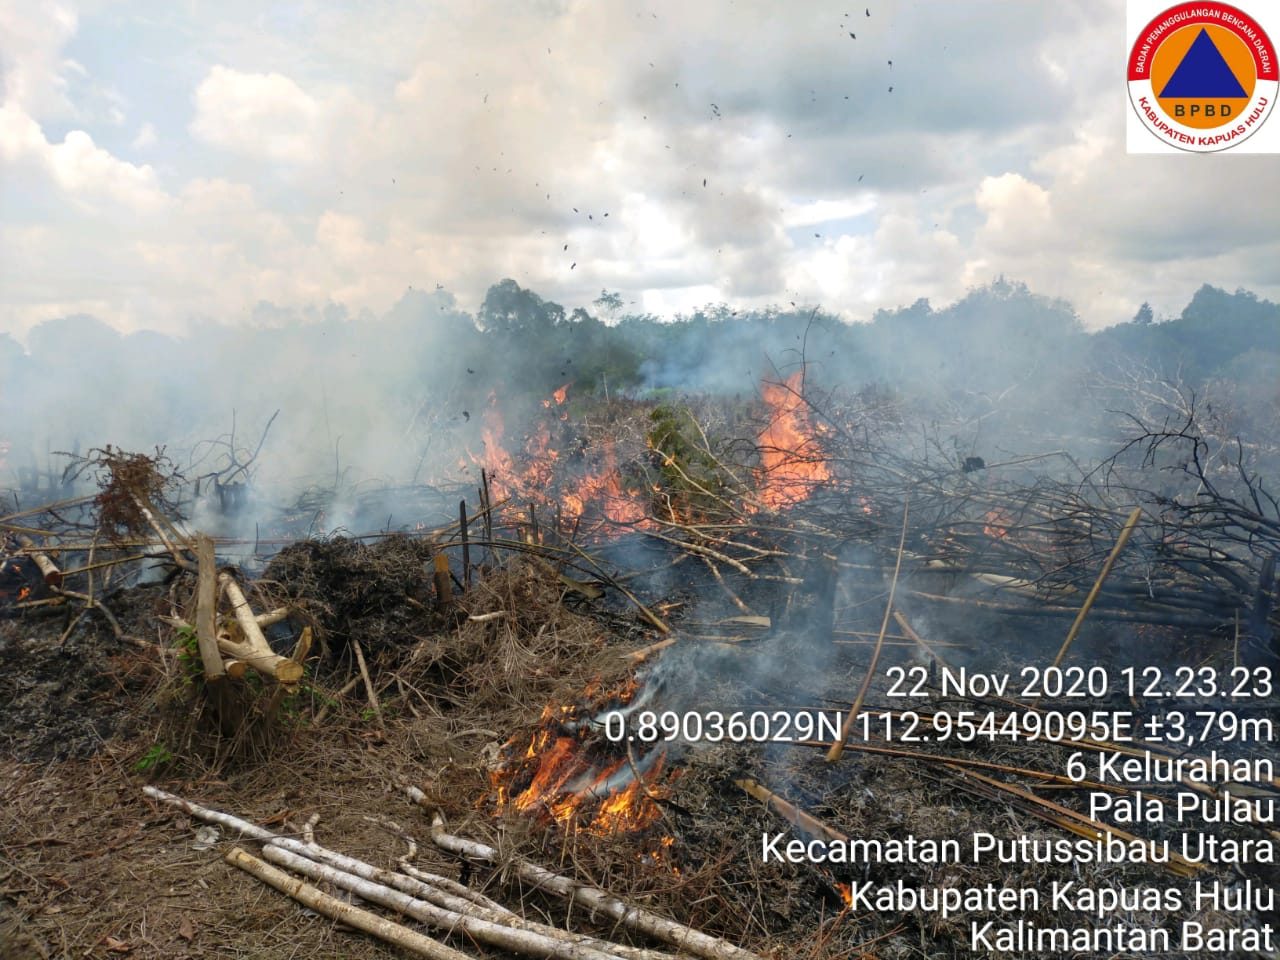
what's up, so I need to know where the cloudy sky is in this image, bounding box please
[2,0,1278,339]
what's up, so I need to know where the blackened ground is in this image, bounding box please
[0,586,163,761]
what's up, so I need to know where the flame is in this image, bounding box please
[492,676,670,836]
[983,509,1011,539]
[17,586,30,602]
[591,769,665,833]
[542,382,571,408]
[561,442,647,527]
[755,372,830,509]
[836,883,853,908]
[469,386,649,533]
[641,834,681,874]
[478,391,515,497]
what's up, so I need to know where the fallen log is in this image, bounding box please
[143,788,675,960]
[15,534,62,586]
[225,847,470,960]
[261,843,629,960]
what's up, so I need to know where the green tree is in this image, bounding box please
[592,289,623,321]
[478,278,565,335]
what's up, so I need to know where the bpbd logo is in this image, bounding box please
[1128,2,1276,152]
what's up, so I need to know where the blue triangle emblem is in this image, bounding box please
[1159,28,1248,98]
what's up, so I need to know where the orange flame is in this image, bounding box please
[983,509,1011,539]
[561,442,647,527]
[478,391,515,497]
[469,386,649,534]
[755,372,830,509]
[493,677,669,836]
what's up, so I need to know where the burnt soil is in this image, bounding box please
[2,537,1277,960]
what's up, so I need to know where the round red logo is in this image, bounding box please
[1128,2,1277,151]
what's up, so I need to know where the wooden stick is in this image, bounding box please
[225,847,471,960]
[0,494,96,525]
[352,637,384,729]
[624,637,678,663]
[195,535,225,682]
[566,541,670,635]
[904,589,1221,628]
[890,611,955,665]
[131,493,194,570]
[1047,505,1144,673]
[946,767,1200,878]
[312,675,363,726]
[828,495,909,763]
[459,499,471,590]
[735,778,849,844]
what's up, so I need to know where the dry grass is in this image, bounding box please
[2,537,1275,960]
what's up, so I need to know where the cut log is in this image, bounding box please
[222,658,248,680]
[15,534,62,586]
[217,572,303,683]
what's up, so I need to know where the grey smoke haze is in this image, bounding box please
[2,1,1277,535]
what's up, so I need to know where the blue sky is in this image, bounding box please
[2,0,1278,339]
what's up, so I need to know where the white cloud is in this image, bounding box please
[1,0,1279,339]
[973,173,1054,256]
[0,99,165,211]
[0,101,46,161]
[189,66,321,164]
[0,3,78,115]
[782,198,876,228]
[131,121,156,150]
[47,129,165,208]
